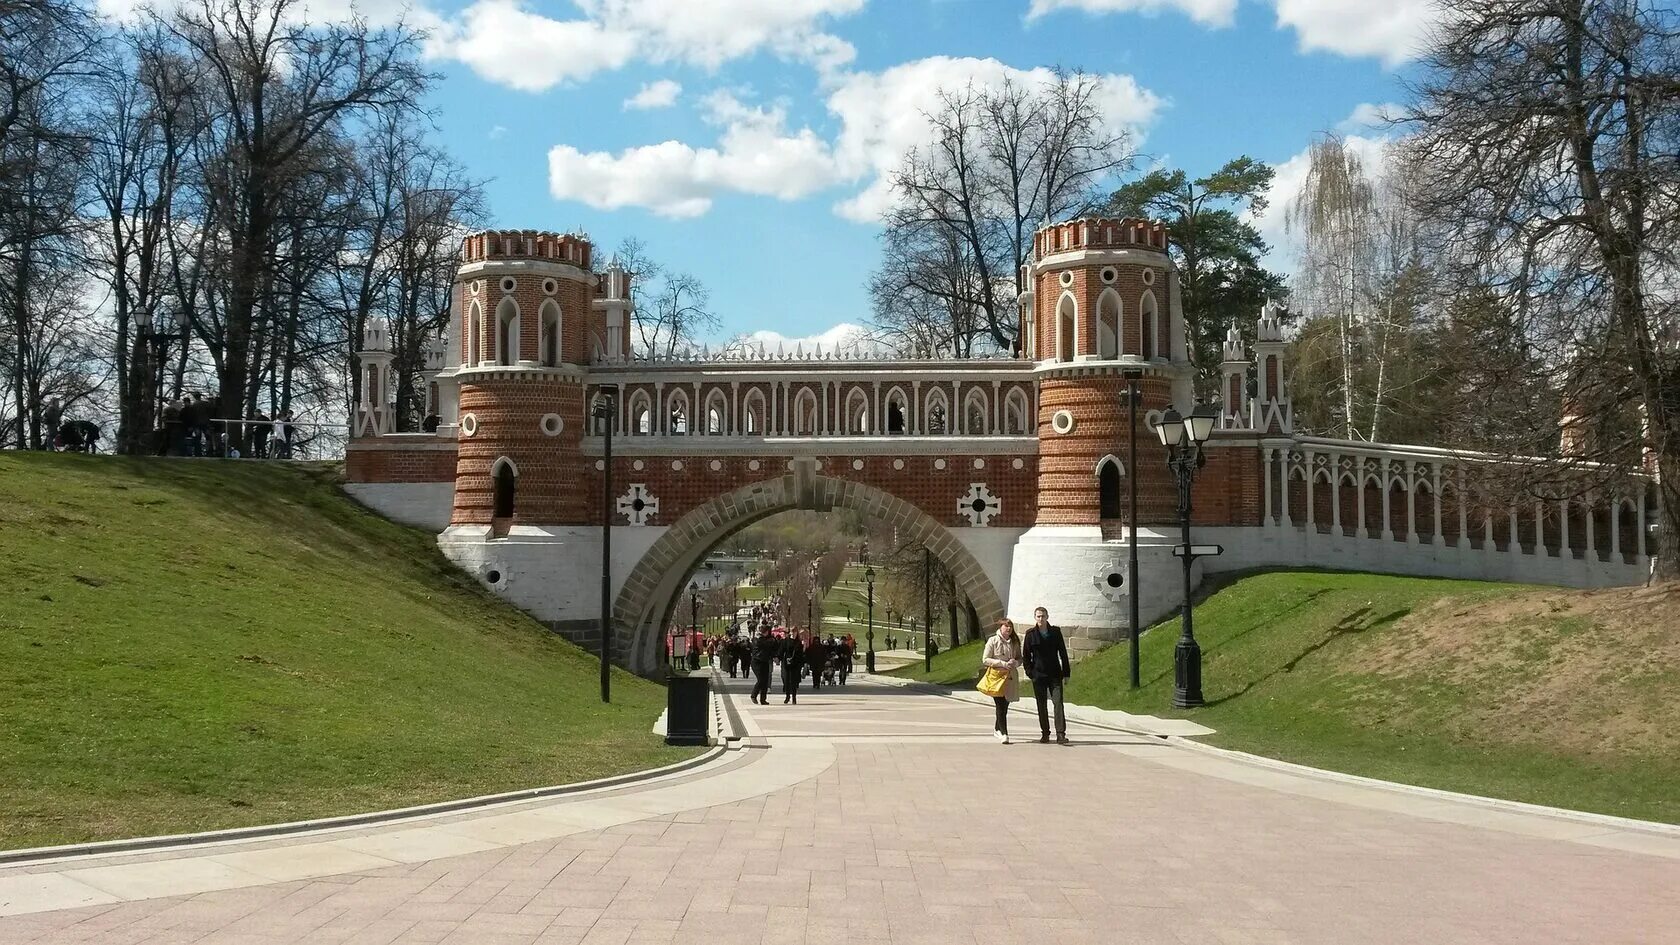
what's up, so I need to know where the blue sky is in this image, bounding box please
[403,0,1425,345]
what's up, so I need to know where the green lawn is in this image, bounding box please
[736,585,768,602]
[887,638,984,686]
[1064,570,1680,824]
[0,453,694,850]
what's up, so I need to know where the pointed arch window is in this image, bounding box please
[495,297,519,366]
[539,300,562,367]
[1141,291,1160,360]
[1056,293,1077,363]
[704,389,727,434]
[666,390,689,435]
[466,301,482,366]
[492,457,517,519]
[1097,290,1120,359]
[629,391,652,435]
[1098,456,1123,520]
[885,388,908,434]
[792,388,818,435]
[1004,389,1030,435]
[743,389,766,435]
[963,389,988,435]
[846,388,871,434]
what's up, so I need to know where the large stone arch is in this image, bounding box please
[611,468,1007,674]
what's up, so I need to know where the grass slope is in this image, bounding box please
[1064,570,1680,824]
[0,453,692,850]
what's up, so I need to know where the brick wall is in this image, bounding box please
[1035,374,1176,526]
[455,378,587,525]
[345,439,457,482]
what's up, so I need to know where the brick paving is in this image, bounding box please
[1,679,1677,944]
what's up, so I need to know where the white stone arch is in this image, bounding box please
[1139,290,1160,360]
[924,387,950,434]
[628,390,653,436]
[538,299,562,367]
[704,388,728,435]
[666,388,690,435]
[1055,291,1078,363]
[1004,388,1030,435]
[845,387,871,434]
[490,456,518,519]
[962,387,989,435]
[466,300,482,366]
[610,474,1006,674]
[791,387,818,435]
[1096,453,1124,519]
[495,296,520,366]
[742,388,767,435]
[1097,288,1121,359]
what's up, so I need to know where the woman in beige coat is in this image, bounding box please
[981,619,1023,743]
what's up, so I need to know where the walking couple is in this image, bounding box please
[979,607,1070,745]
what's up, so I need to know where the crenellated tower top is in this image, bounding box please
[1034,217,1170,258]
[461,229,592,269]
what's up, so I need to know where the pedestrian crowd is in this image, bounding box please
[155,394,296,458]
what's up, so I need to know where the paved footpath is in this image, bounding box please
[3,676,1678,945]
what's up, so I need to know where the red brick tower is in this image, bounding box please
[451,230,596,532]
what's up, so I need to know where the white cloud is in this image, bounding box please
[1271,0,1436,65]
[1338,101,1403,133]
[430,1,636,93]
[579,0,863,74]
[624,79,682,110]
[1027,0,1238,28]
[546,57,1162,222]
[488,125,508,139]
[733,323,880,354]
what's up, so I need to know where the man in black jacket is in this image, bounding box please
[749,625,777,705]
[1023,606,1072,744]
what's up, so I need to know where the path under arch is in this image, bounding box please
[612,467,1007,674]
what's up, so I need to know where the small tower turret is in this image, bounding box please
[593,260,633,363]
[1251,300,1292,435]
[1219,324,1250,429]
[355,317,395,437]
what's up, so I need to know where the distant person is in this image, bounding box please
[57,420,100,454]
[980,619,1022,744]
[780,630,806,705]
[271,410,292,459]
[252,412,271,458]
[41,398,62,450]
[749,625,776,705]
[179,394,201,456]
[422,412,440,433]
[1023,606,1073,745]
[161,398,184,455]
[190,393,212,456]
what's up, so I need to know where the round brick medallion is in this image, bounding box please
[542,278,558,295]
[539,413,563,437]
[1142,268,1157,286]
[1059,270,1074,288]
[671,460,684,471]
[500,276,516,293]
[632,459,645,471]
[748,460,761,471]
[893,459,904,470]
[934,458,947,471]
[972,458,985,470]
[709,459,722,472]
[1051,410,1075,435]
[1101,266,1117,284]
[1012,458,1025,470]
[460,413,478,437]
[595,460,605,471]
[852,459,864,471]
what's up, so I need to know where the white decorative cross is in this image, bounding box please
[957,482,1001,527]
[617,484,659,526]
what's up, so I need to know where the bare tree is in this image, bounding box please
[609,237,718,359]
[870,70,1134,357]
[1403,0,1680,577]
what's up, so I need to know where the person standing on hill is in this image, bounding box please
[1023,606,1072,745]
[749,624,776,705]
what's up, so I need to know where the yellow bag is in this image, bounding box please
[977,667,1008,698]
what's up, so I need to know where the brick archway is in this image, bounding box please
[612,469,1007,674]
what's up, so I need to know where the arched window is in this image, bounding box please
[1097,289,1120,359]
[963,389,988,435]
[466,301,482,366]
[539,300,561,367]
[885,387,908,434]
[925,389,949,434]
[1004,388,1030,435]
[492,457,517,519]
[846,388,870,434]
[743,389,766,435]
[1056,292,1077,363]
[704,389,727,434]
[495,296,519,366]
[1097,456,1123,520]
[629,391,652,435]
[1140,291,1159,360]
[666,390,689,434]
[792,388,818,435]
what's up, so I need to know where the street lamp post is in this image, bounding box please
[864,547,876,674]
[689,580,700,673]
[1151,404,1219,708]
[807,561,818,635]
[593,391,616,703]
[922,547,932,674]
[1122,368,1143,689]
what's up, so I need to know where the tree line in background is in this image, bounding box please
[870,1,1677,577]
[1,0,483,454]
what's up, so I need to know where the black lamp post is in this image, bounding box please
[864,547,876,673]
[806,560,818,633]
[592,391,616,703]
[688,580,700,673]
[1151,403,1219,708]
[1122,368,1143,689]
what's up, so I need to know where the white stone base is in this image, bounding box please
[343,482,454,532]
[1005,524,1202,654]
[436,524,667,630]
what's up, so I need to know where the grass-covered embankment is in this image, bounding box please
[0,453,694,850]
[1065,570,1680,824]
